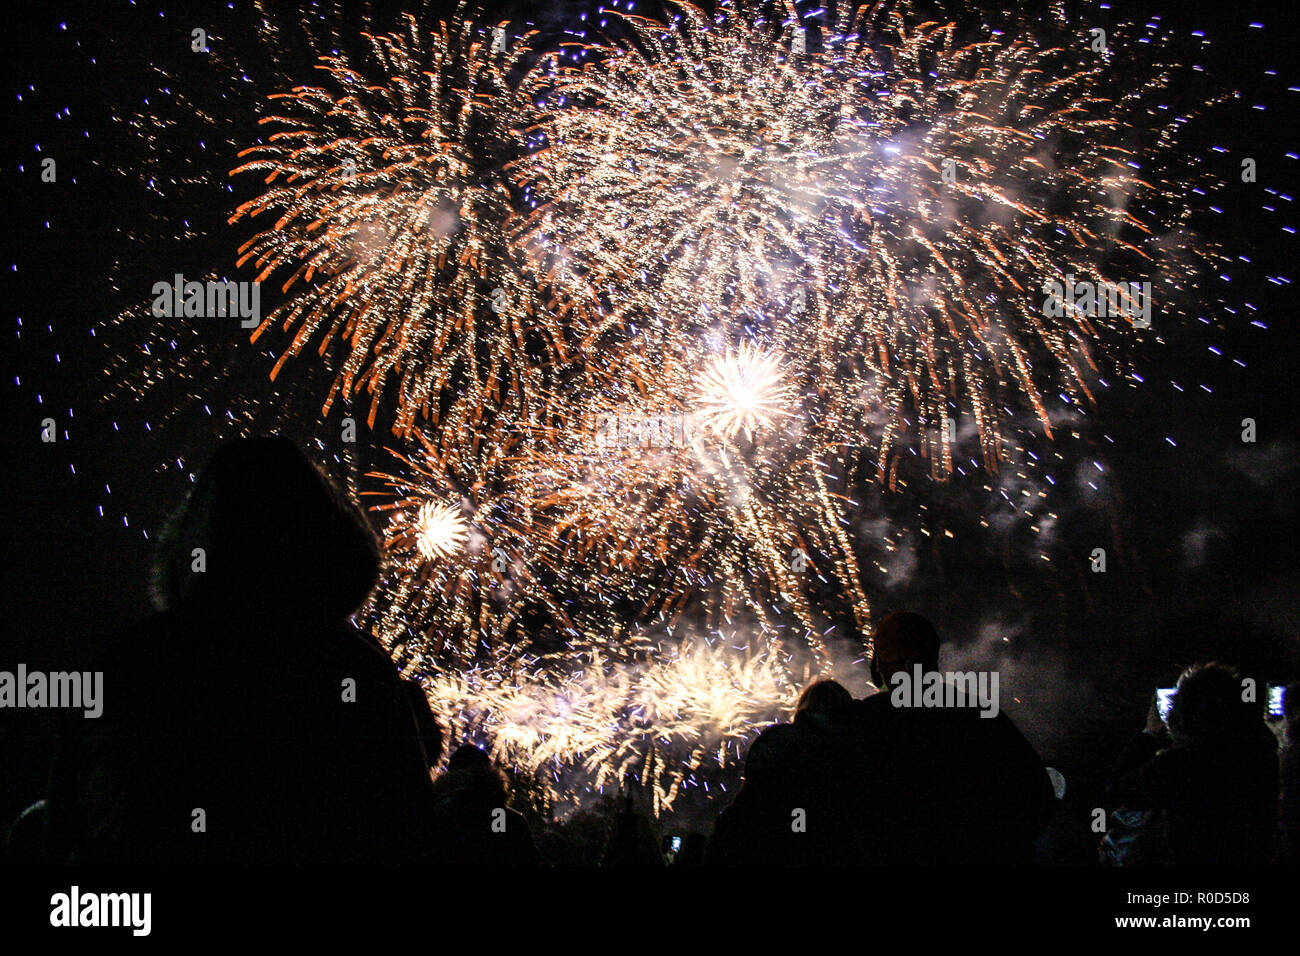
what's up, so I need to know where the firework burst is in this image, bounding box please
[515,0,1219,482]
[230,12,562,438]
[198,0,1228,811]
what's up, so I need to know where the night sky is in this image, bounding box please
[3,0,1298,838]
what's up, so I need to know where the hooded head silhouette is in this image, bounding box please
[151,436,380,624]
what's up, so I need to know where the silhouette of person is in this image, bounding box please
[707,679,856,865]
[1,799,50,865]
[427,744,539,866]
[601,790,664,867]
[1108,662,1278,866]
[44,437,435,865]
[842,611,1054,865]
[1279,682,1300,866]
[403,679,444,769]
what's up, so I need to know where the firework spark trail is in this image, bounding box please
[416,631,833,813]
[364,387,859,807]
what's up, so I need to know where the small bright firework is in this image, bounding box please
[414,500,469,562]
[694,343,795,440]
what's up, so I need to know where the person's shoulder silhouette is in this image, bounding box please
[46,437,434,865]
[708,679,857,866]
[844,612,1052,865]
[428,745,539,866]
[1108,662,1278,866]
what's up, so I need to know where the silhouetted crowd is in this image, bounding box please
[4,439,1296,867]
